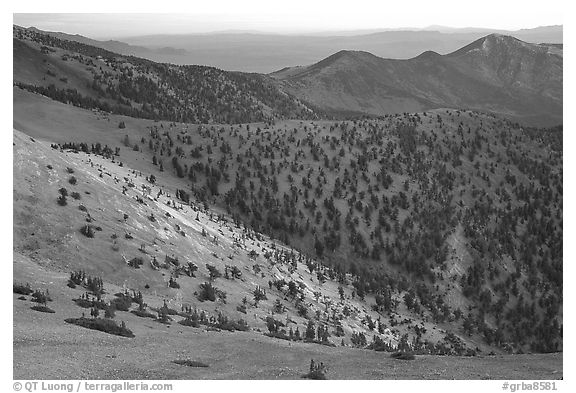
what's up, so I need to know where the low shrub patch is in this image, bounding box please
[197,282,226,302]
[31,290,52,304]
[131,309,157,319]
[64,317,134,338]
[173,359,209,368]
[217,318,249,332]
[80,224,95,238]
[110,295,132,312]
[13,283,33,295]
[265,331,291,341]
[31,305,55,313]
[178,316,200,327]
[73,294,107,310]
[302,359,327,380]
[390,351,416,360]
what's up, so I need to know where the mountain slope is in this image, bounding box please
[22,26,188,57]
[15,118,518,379]
[272,34,562,126]
[13,25,320,124]
[14,87,563,355]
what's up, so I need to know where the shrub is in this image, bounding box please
[86,276,104,294]
[13,283,33,295]
[68,272,104,296]
[127,257,143,268]
[118,121,126,129]
[80,224,95,238]
[104,305,116,319]
[131,309,156,319]
[198,282,216,302]
[168,277,180,289]
[213,314,249,332]
[65,317,134,338]
[273,299,286,314]
[178,315,200,328]
[367,336,395,352]
[265,331,291,341]
[71,192,81,200]
[31,305,55,313]
[302,359,327,380]
[110,295,132,312]
[57,194,67,206]
[68,176,77,185]
[66,167,74,174]
[297,303,308,318]
[390,351,416,360]
[31,289,52,304]
[73,297,93,308]
[351,332,367,347]
[155,301,178,324]
[69,271,84,286]
[131,302,156,319]
[73,294,107,310]
[205,264,222,281]
[253,286,267,302]
[173,359,208,368]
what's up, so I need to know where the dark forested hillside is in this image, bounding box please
[113,109,561,353]
[13,25,320,124]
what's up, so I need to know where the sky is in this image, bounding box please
[12,0,564,39]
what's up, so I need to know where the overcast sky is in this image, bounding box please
[13,0,563,39]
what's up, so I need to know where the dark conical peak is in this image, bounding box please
[323,50,374,62]
[309,50,377,70]
[414,50,442,60]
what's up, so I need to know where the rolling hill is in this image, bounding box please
[13,25,321,124]
[272,34,562,126]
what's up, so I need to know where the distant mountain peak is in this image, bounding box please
[308,49,376,70]
[447,33,531,57]
[414,50,442,60]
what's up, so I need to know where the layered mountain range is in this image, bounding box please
[13,26,562,126]
[272,34,562,126]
